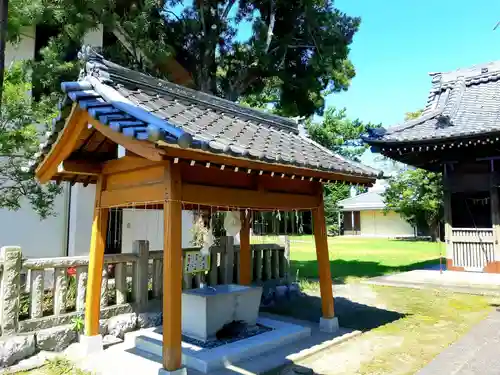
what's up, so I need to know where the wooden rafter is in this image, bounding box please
[36,105,89,184]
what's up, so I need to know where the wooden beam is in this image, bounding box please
[36,105,89,183]
[312,194,335,319]
[239,211,251,285]
[60,160,102,175]
[162,161,183,371]
[102,156,160,175]
[100,183,164,207]
[160,146,375,185]
[86,113,165,162]
[105,166,164,191]
[84,175,109,337]
[182,184,320,210]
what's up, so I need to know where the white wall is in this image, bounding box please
[5,27,35,67]
[0,184,69,258]
[67,185,96,256]
[121,210,195,253]
[360,210,415,237]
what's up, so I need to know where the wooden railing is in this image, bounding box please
[0,237,289,336]
[450,228,495,270]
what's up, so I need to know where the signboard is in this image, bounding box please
[184,251,210,274]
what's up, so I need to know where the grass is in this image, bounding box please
[287,236,445,283]
[266,283,498,375]
[261,236,497,374]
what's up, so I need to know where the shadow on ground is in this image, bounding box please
[261,293,405,332]
[292,258,444,284]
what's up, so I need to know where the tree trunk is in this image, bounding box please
[429,221,440,242]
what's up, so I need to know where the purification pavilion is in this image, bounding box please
[364,61,500,274]
[34,47,376,374]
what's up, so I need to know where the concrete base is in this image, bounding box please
[182,285,262,341]
[136,316,311,373]
[319,317,339,333]
[158,367,187,375]
[78,334,103,356]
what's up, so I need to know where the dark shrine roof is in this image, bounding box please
[34,47,376,181]
[364,61,500,146]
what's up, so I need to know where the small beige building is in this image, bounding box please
[338,181,415,237]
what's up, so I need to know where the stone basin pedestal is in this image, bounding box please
[181,284,263,341]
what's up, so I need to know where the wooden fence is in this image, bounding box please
[0,237,289,336]
[450,228,495,271]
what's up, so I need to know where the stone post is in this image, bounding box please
[76,266,88,312]
[132,240,149,311]
[0,246,21,335]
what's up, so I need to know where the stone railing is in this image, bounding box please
[0,237,289,337]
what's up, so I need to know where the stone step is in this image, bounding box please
[135,317,311,373]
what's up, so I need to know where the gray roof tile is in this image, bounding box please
[364,61,500,145]
[34,48,377,180]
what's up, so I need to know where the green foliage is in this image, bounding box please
[306,107,381,161]
[0,63,61,218]
[71,314,85,333]
[161,0,360,116]
[383,169,443,241]
[306,107,375,232]
[9,0,361,117]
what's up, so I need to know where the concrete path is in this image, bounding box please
[417,309,500,375]
[364,270,500,296]
[72,314,361,375]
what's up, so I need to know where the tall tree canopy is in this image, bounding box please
[306,107,377,232]
[9,0,361,117]
[382,109,443,241]
[3,0,362,217]
[0,63,61,218]
[383,169,443,241]
[306,107,381,161]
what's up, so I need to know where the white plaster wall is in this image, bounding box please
[5,27,35,67]
[360,210,415,237]
[0,184,69,258]
[121,210,195,253]
[67,185,96,256]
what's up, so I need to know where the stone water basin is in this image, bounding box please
[181,284,263,342]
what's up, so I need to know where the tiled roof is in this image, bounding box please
[364,61,500,145]
[338,190,385,211]
[34,47,377,180]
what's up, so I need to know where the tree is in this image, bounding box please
[306,106,376,233]
[383,168,443,241]
[306,107,381,160]
[4,0,361,217]
[9,0,361,117]
[0,63,61,218]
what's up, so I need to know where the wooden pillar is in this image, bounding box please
[162,161,183,372]
[490,175,500,267]
[84,175,109,336]
[239,211,251,285]
[443,189,452,260]
[443,166,453,266]
[312,196,335,319]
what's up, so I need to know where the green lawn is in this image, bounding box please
[267,285,498,375]
[287,236,445,283]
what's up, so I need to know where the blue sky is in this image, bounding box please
[329,0,500,127]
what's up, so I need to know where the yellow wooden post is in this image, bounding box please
[162,161,183,371]
[239,211,251,285]
[312,196,335,320]
[84,175,109,336]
